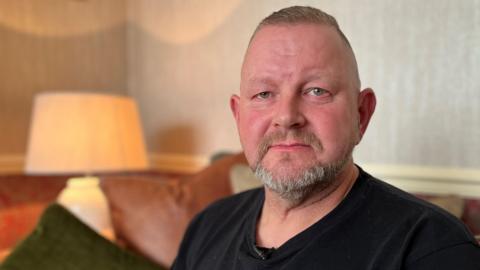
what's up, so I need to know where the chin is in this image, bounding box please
[254,162,333,205]
[270,163,315,179]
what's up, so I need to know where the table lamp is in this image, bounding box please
[25,92,149,238]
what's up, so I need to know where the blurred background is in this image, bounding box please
[0,0,479,171]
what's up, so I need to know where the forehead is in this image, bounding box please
[241,23,355,87]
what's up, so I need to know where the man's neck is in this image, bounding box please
[255,162,359,248]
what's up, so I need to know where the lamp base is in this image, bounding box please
[57,176,113,240]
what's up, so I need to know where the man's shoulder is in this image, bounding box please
[363,171,467,227]
[364,173,466,226]
[359,170,479,260]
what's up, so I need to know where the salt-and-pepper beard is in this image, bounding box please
[253,131,353,206]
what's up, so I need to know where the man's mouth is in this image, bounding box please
[269,142,311,151]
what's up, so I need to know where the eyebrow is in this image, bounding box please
[243,70,336,88]
[244,77,278,88]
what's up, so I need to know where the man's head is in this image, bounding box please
[230,6,376,204]
[251,7,354,57]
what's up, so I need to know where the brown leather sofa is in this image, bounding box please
[100,152,248,267]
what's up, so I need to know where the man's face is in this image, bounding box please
[231,23,374,185]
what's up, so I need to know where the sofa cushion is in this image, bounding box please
[0,176,67,251]
[0,204,164,270]
[0,203,46,251]
[100,177,189,268]
[100,152,247,267]
[425,195,465,219]
[464,199,480,235]
[229,164,262,193]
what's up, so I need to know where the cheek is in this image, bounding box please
[237,109,271,164]
[309,106,358,155]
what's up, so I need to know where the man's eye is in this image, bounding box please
[306,87,327,96]
[255,91,272,99]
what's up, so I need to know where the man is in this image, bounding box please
[172,6,480,269]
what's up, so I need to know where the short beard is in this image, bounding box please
[254,157,349,206]
[252,130,354,206]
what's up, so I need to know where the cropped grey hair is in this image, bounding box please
[251,6,352,48]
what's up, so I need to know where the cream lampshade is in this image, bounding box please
[25,92,148,174]
[25,92,149,237]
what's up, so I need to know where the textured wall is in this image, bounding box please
[0,0,127,155]
[128,0,480,169]
[348,1,480,168]
[127,0,246,155]
[2,1,478,170]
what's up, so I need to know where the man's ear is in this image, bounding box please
[230,94,241,124]
[357,88,376,142]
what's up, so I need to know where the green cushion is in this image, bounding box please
[0,204,165,270]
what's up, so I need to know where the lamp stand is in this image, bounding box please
[57,176,113,240]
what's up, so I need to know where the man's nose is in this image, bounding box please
[272,95,306,129]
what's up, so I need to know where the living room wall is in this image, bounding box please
[127,0,480,171]
[1,0,479,177]
[0,0,127,171]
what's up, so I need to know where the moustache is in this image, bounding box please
[256,131,323,164]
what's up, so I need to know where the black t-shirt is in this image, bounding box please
[172,168,480,269]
